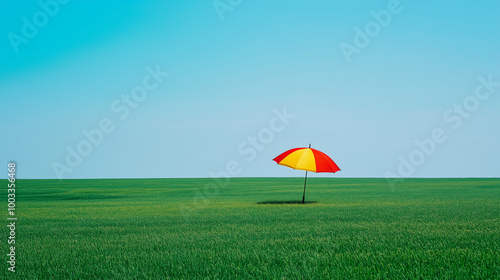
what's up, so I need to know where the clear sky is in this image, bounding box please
[1,0,499,179]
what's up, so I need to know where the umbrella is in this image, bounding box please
[273,144,340,203]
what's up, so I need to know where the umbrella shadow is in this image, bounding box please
[257,200,317,205]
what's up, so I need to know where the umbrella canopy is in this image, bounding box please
[273,147,340,173]
[273,144,340,203]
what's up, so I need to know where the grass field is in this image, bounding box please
[3,178,500,279]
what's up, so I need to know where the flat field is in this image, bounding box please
[3,178,500,279]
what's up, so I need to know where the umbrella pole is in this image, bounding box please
[302,170,308,204]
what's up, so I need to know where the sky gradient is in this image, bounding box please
[1,0,499,179]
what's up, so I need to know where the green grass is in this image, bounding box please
[3,178,500,279]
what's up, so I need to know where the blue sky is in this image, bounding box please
[1,0,499,179]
